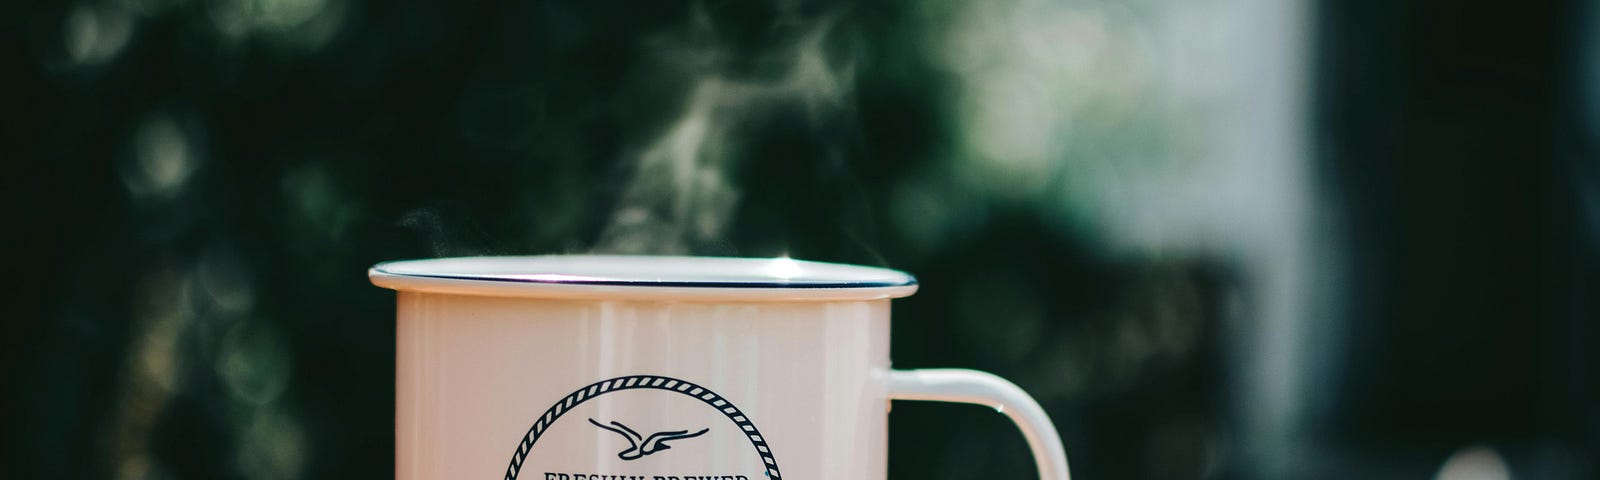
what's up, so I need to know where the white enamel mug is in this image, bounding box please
[369,255,1070,480]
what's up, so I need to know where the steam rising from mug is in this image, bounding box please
[592,7,855,255]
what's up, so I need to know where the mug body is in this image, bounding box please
[395,291,892,480]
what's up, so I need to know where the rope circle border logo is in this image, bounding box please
[504,375,783,480]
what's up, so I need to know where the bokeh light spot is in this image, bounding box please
[1435,445,1513,480]
[122,112,198,199]
[217,320,292,406]
[64,2,135,67]
[209,0,345,53]
[281,164,356,240]
[235,407,307,480]
[198,246,256,314]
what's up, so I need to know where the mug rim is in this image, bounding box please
[368,255,919,301]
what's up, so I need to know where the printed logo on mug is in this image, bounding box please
[370,256,1070,480]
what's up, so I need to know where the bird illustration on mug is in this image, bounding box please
[588,418,711,460]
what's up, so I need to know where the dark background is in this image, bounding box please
[2,0,1596,478]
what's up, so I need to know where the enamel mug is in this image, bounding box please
[369,256,1070,480]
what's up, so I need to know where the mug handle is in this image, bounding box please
[889,369,1071,480]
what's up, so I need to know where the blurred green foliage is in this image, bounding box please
[1,0,1229,478]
